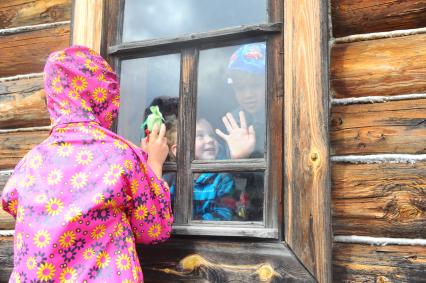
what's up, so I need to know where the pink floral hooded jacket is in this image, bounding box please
[1,46,173,283]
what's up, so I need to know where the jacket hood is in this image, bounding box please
[44,45,120,129]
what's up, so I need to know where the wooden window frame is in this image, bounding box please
[72,0,332,281]
[100,0,283,240]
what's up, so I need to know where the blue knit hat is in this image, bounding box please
[227,43,266,84]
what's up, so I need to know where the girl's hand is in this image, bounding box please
[215,111,256,159]
[141,123,168,178]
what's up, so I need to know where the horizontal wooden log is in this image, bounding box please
[333,242,426,282]
[0,172,14,230]
[0,236,13,282]
[332,162,426,238]
[140,238,314,282]
[331,0,426,38]
[331,33,426,99]
[0,0,71,29]
[0,236,314,282]
[0,129,49,170]
[0,76,50,129]
[0,24,70,77]
[331,99,426,155]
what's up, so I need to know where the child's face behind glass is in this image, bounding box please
[195,119,219,160]
[231,71,265,115]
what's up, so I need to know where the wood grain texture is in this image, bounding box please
[0,130,49,170]
[0,236,13,283]
[0,0,71,29]
[0,24,70,77]
[0,237,315,283]
[333,242,426,282]
[108,23,282,57]
[175,48,198,224]
[266,10,284,233]
[331,99,426,155]
[138,239,315,282]
[331,33,426,99]
[0,76,50,129]
[331,0,426,38]
[332,162,426,238]
[72,0,103,53]
[0,172,14,230]
[284,1,331,282]
[100,0,122,59]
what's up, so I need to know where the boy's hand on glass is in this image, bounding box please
[141,123,168,178]
[215,111,256,159]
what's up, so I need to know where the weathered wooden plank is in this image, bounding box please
[0,76,50,129]
[0,172,14,230]
[108,23,282,57]
[191,159,266,172]
[101,0,122,59]
[331,33,426,99]
[0,0,71,29]
[139,239,314,282]
[333,242,426,282]
[331,99,426,155]
[0,236,315,282]
[284,0,332,282]
[0,236,13,282]
[0,130,49,170]
[332,162,426,238]
[72,0,104,53]
[266,2,284,235]
[0,24,70,77]
[174,48,197,224]
[331,0,426,38]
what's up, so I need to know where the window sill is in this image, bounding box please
[172,224,278,239]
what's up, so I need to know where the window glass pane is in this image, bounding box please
[189,171,264,221]
[163,171,264,222]
[196,43,266,160]
[123,0,267,42]
[118,54,180,158]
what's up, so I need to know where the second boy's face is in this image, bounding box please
[231,71,265,115]
[195,119,219,160]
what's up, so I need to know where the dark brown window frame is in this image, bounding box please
[103,0,283,239]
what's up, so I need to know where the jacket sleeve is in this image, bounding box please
[212,174,235,221]
[125,151,174,245]
[1,173,19,219]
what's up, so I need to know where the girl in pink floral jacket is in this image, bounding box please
[1,46,173,283]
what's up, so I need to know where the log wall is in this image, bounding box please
[333,243,426,282]
[331,1,426,281]
[331,0,426,38]
[0,0,71,281]
[2,0,426,282]
[0,0,71,29]
[0,24,70,78]
[0,75,49,129]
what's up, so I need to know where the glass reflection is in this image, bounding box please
[197,42,266,159]
[123,0,267,42]
[117,54,180,146]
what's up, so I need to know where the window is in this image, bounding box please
[106,0,283,238]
